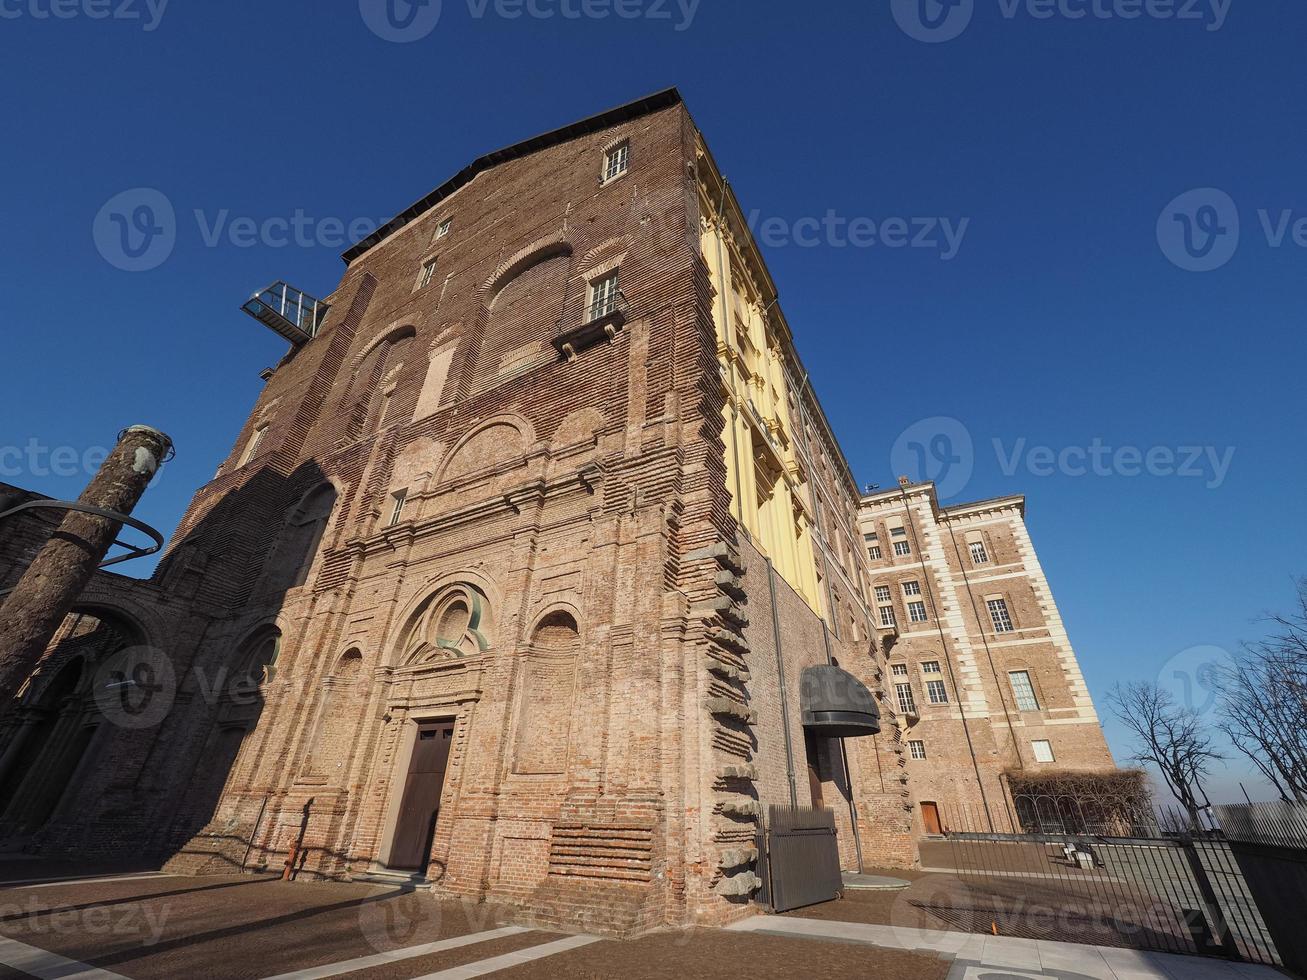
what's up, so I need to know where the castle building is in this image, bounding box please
[859,481,1116,833]
[0,89,1112,932]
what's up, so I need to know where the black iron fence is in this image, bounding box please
[912,798,1280,967]
[1214,801,1307,976]
[758,805,842,914]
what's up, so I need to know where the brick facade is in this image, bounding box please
[0,91,1108,933]
[859,481,1116,834]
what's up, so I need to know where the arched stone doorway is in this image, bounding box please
[0,609,140,836]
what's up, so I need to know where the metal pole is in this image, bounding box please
[0,426,172,712]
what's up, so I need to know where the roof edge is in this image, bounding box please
[340,87,684,265]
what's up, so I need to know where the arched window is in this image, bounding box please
[473,249,571,393]
[399,584,493,666]
[307,650,366,778]
[348,328,416,436]
[262,484,337,593]
[512,610,580,775]
[237,627,281,690]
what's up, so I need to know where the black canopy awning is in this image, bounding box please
[800,665,880,738]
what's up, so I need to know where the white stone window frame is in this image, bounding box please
[908,740,927,760]
[874,585,892,604]
[600,139,630,185]
[387,488,408,527]
[433,217,453,241]
[893,539,912,557]
[969,539,990,564]
[1009,669,1040,711]
[588,268,621,321]
[903,581,922,597]
[926,679,949,704]
[895,682,917,715]
[986,595,1015,634]
[418,256,440,290]
[907,601,928,623]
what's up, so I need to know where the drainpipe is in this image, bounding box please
[822,620,864,872]
[766,557,798,807]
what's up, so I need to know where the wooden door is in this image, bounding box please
[921,801,942,835]
[389,722,454,872]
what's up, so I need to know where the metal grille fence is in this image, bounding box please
[912,798,1280,967]
[761,805,842,914]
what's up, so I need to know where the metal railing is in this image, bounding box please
[912,799,1280,966]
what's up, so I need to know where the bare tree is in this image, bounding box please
[1107,681,1222,826]
[1216,580,1307,803]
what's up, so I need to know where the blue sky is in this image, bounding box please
[2,0,1302,802]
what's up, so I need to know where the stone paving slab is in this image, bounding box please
[727,913,1287,980]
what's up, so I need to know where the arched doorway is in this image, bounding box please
[0,609,138,833]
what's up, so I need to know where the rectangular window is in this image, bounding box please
[388,489,408,527]
[903,581,921,596]
[589,270,620,320]
[603,142,630,182]
[419,257,438,289]
[969,540,989,564]
[891,527,907,538]
[987,598,1015,633]
[908,601,928,623]
[1010,670,1039,711]
[879,605,896,628]
[1032,739,1056,763]
[895,683,917,715]
[908,740,927,760]
[434,218,452,240]
[893,540,912,557]
[926,680,949,704]
[874,585,892,603]
[891,663,909,677]
[922,660,941,674]
[867,544,882,560]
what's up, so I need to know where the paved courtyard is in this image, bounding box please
[0,867,1287,980]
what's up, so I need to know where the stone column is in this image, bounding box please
[0,426,172,711]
